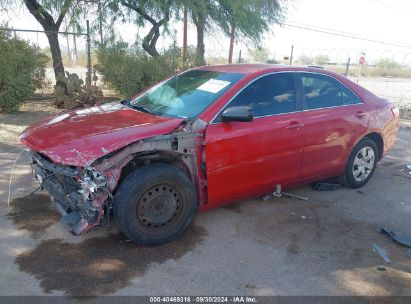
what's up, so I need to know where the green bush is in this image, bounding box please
[0,31,48,113]
[297,55,313,65]
[314,54,329,66]
[376,58,399,70]
[95,42,173,97]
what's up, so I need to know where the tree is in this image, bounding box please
[187,0,286,65]
[220,0,285,64]
[297,55,313,65]
[189,0,208,66]
[314,54,329,65]
[250,47,270,62]
[22,0,74,87]
[120,0,176,57]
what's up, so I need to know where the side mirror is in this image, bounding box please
[221,106,253,122]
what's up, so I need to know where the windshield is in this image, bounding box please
[129,70,244,118]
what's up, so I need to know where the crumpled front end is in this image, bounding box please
[27,118,208,235]
[30,151,110,234]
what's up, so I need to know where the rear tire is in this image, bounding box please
[113,163,198,245]
[340,138,378,188]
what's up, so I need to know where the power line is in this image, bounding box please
[283,23,411,49]
[368,0,411,14]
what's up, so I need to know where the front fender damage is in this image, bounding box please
[31,119,207,235]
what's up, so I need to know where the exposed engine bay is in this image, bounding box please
[30,119,207,234]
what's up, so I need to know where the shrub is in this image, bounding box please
[314,54,329,66]
[95,42,172,97]
[250,47,270,63]
[0,31,48,113]
[297,55,313,65]
[376,58,399,70]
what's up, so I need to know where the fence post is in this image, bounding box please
[86,20,92,98]
[172,40,176,72]
[289,45,294,65]
[345,57,351,77]
[238,50,242,63]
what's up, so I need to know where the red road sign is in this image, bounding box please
[359,56,365,65]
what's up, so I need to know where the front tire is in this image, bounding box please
[340,138,378,188]
[113,163,198,245]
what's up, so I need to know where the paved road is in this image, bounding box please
[0,119,410,296]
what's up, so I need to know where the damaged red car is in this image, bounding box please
[20,64,399,245]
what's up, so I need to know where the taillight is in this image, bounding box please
[391,107,399,118]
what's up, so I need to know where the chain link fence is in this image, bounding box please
[0,26,92,94]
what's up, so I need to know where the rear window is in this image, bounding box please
[341,85,362,105]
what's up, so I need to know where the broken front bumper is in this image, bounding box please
[30,151,108,234]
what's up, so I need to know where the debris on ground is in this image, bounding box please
[373,243,392,263]
[301,216,306,220]
[357,190,365,194]
[262,184,309,202]
[376,266,386,271]
[312,182,341,191]
[406,165,411,170]
[380,228,411,247]
[281,191,310,201]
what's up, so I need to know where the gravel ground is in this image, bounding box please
[0,100,410,297]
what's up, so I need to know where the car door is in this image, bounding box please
[299,72,369,180]
[204,72,306,206]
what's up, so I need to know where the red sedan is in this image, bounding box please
[20,64,399,245]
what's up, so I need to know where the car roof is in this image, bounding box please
[194,63,340,77]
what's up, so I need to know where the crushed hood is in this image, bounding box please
[19,102,184,167]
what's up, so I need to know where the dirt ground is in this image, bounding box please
[1,99,411,297]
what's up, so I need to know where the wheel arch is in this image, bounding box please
[364,132,384,161]
[120,151,194,183]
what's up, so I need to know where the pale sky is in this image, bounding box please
[2,0,411,65]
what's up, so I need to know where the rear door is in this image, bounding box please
[205,72,306,205]
[299,72,369,179]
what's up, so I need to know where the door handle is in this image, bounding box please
[355,111,366,118]
[286,122,305,130]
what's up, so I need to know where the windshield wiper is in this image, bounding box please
[122,98,158,115]
[129,104,157,115]
[121,98,131,105]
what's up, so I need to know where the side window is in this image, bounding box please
[341,84,362,105]
[223,73,297,118]
[301,74,342,110]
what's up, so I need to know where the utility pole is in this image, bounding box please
[345,57,351,77]
[182,6,187,63]
[289,45,294,65]
[228,24,235,64]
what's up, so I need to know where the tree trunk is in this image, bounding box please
[228,24,235,64]
[182,6,188,63]
[193,12,206,66]
[142,26,161,57]
[98,0,104,44]
[46,31,65,87]
[120,0,169,58]
[23,0,72,88]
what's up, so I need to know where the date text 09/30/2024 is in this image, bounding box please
[149,297,257,303]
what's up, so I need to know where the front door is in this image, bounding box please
[205,72,306,206]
